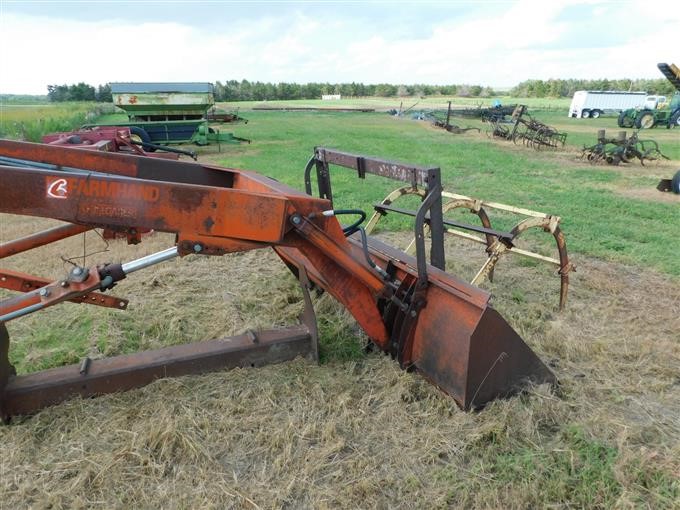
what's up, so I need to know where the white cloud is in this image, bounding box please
[0,1,678,95]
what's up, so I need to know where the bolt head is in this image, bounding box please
[39,288,49,297]
[193,244,203,253]
[291,215,301,225]
[72,267,83,276]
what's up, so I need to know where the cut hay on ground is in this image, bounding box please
[1,217,678,508]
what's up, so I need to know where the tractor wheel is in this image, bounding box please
[581,109,590,118]
[635,111,656,129]
[618,111,634,128]
[590,110,601,119]
[669,111,680,128]
[672,170,680,194]
[129,126,156,152]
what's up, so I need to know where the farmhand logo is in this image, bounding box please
[46,177,159,202]
[47,178,68,199]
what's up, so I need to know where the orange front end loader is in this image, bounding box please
[0,141,555,422]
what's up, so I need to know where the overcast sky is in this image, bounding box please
[0,0,677,95]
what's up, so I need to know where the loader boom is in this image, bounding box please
[0,140,555,421]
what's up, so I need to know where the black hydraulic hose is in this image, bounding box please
[333,209,367,236]
[130,140,197,160]
[309,208,367,236]
[306,208,389,280]
[357,226,390,281]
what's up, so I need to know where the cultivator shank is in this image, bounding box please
[0,140,556,421]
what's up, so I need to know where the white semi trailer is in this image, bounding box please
[568,91,665,119]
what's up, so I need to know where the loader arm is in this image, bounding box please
[0,140,555,420]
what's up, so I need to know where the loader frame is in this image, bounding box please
[0,140,556,421]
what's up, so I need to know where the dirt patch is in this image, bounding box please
[613,186,680,203]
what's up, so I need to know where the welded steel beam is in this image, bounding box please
[1,325,316,420]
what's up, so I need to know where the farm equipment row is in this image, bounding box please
[581,130,669,166]
[41,126,198,160]
[205,107,248,124]
[85,83,250,148]
[431,102,481,134]
[0,140,558,422]
[447,102,517,123]
[618,63,680,129]
[487,105,567,150]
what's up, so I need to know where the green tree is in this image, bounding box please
[95,84,112,102]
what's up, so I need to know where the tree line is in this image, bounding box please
[45,77,674,102]
[510,78,676,98]
[212,80,497,100]
[47,83,112,102]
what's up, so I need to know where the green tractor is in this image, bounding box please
[618,63,680,129]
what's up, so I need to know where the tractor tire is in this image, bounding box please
[635,111,656,129]
[581,109,590,118]
[669,110,680,128]
[618,110,634,128]
[129,126,156,152]
[590,109,601,119]
[672,170,680,194]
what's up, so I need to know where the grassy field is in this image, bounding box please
[0,102,114,141]
[212,108,680,275]
[218,95,572,111]
[0,101,679,508]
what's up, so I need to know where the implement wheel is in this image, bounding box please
[130,126,156,152]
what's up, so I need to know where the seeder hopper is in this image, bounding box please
[0,141,557,422]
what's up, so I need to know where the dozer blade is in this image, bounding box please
[362,236,557,410]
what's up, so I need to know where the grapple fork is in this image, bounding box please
[0,140,556,418]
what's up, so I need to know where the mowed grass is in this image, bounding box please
[221,95,572,111]
[0,101,679,508]
[213,108,680,276]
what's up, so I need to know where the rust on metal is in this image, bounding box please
[486,105,567,150]
[581,130,669,166]
[0,223,92,259]
[364,188,573,310]
[0,141,557,420]
[0,323,15,423]
[41,126,196,160]
[2,326,316,418]
[0,269,128,310]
